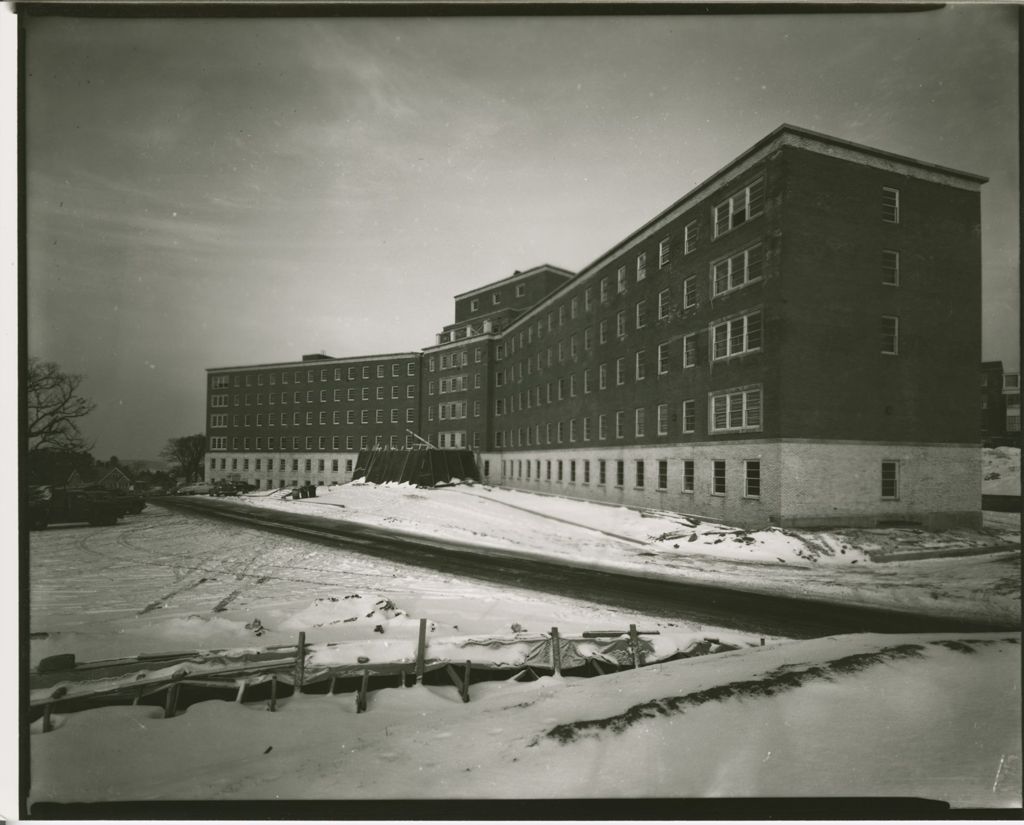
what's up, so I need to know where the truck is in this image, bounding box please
[27,486,125,530]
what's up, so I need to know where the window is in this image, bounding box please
[599,363,608,390]
[710,386,762,433]
[712,460,726,495]
[492,292,501,305]
[616,460,625,487]
[557,460,564,481]
[470,298,480,312]
[657,403,668,435]
[600,277,609,302]
[615,410,625,438]
[584,368,592,393]
[882,186,900,224]
[682,399,696,433]
[584,287,592,310]
[570,460,576,482]
[881,316,899,355]
[1005,374,1020,390]
[712,311,763,360]
[683,334,697,368]
[516,283,527,298]
[881,460,899,499]
[599,320,609,344]
[683,276,697,309]
[657,460,668,490]
[635,350,646,381]
[584,327,593,350]
[657,342,669,375]
[616,357,625,386]
[739,460,762,498]
[636,252,647,281]
[882,250,900,286]
[617,266,627,293]
[635,460,645,488]
[635,407,646,437]
[583,416,592,441]
[570,296,578,318]
[684,220,699,254]
[658,288,670,320]
[658,238,670,268]
[635,300,647,329]
[682,460,694,493]
[209,436,227,450]
[599,460,607,485]
[598,413,608,440]
[211,375,230,389]
[714,178,765,237]
[712,244,764,296]
[616,310,627,338]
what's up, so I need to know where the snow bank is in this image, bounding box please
[984,446,1021,495]
[29,632,1021,807]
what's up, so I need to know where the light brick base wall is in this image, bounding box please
[205,452,358,489]
[480,440,981,530]
[778,441,981,529]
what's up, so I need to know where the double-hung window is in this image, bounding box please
[881,316,900,355]
[684,220,699,254]
[882,250,900,286]
[709,386,762,433]
[881,460,899,499]
[712,244,764,296]
[711,311,763,360]
[882,187,900,224]
[658,238,670,268]
[713,178,765,237]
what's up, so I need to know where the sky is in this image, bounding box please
[21,5,1020,461]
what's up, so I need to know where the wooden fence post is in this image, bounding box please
[164,683,179,719]
[461,660,471,703]
[629,624,642,669]
[295,631,306,694]
[269,674,278,712]
[551,627,562,676]
[415,618,427,685]
[357,669,369,713]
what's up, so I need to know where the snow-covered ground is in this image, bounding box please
[984,445,1022,495]
[29,631,1021,807]
[228,479,1020,626]
[29,507,756,668]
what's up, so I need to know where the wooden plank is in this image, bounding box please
[295,631,306,693]
[415,618,427,684]
[582,629,660,638]
[591,659,606,676]
[629,624,642,669]
[235,681,247,703]
[445,664,463,693]
[327,676,336,695]
[550,627,562,676]
[461,660,471,703]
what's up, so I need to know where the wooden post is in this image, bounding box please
[164,683,179,719]
[295,631,306,694]
[591,659,606,676]
[235,681,247,703]
[133,686,144,706]
[629,624,642,669]
[461,660,471,703]
[328,676,336,695]
[415,618,427,685]
[760,637,765,647]
[42,703,53,733]
[551,627,562,676]
[269,674,278,712]
[356,669,369,713]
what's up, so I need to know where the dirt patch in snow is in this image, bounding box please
[537,639,1014,746]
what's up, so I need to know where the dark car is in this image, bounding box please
[81,485,147,515]
[211,480,256,497]
[27,486,124,530]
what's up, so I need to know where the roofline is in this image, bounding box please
[206,351,422,373]
[501,123,988,338]
[452,264,575,301]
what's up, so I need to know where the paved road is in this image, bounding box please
[158,496,1016,638]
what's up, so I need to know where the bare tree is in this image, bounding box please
[160,434,207,483]
[26,358,96,453]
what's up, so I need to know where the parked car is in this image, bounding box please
[175,482,214,496]
[27,486,124,530]
[211,480,256,497]
[81,484,146,515]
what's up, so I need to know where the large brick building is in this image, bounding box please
[205,124,986,529]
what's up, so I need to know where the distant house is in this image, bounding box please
[981,361,1021,446]
[66,465,134,491]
